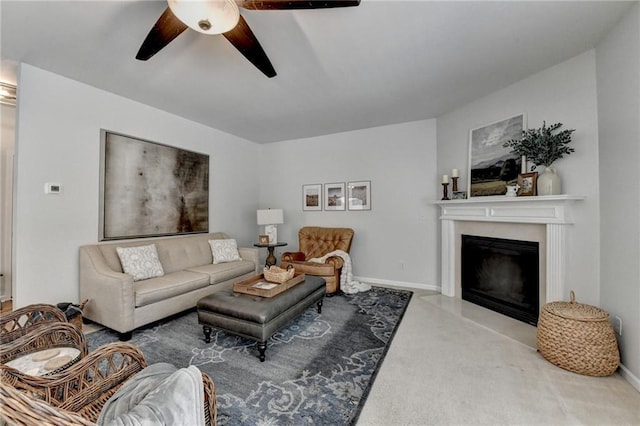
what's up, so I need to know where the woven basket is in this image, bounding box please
[263,266,295,284]
[537,291,619,376]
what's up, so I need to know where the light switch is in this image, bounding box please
[45,182,62,194]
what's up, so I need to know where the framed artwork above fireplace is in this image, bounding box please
[468,114,525,197]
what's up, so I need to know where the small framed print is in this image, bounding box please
[258,234,270,244]
[347,180,371,211]
[517,172,538,196]
[324,182,345,211]
[303,184,322,211]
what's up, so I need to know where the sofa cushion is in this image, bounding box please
[134,271,210,307]
[154,235,214,274]
[186,260,256,285]
[209,239,242,264]
[116,244,165,282]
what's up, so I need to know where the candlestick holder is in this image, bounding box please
[452,176,459,192]
[441,183,450,200]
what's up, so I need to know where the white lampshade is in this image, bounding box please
[168,0,240,35]
[257,209,284,225]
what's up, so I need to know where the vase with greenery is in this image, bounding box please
[504,121,575,195]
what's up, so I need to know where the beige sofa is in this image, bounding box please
[79,232,259,338]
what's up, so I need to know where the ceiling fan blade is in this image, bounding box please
[223,16,276,78]
[238,0,360,10]
[136,7,188,61]
[240,0,360,10]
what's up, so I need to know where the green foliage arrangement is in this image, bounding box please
[504,121,575,171]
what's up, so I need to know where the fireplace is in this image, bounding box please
[436,195,584,304]
[461,235,539,325]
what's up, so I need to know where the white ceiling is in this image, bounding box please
[1,1,634,143]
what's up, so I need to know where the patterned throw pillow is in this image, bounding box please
[116,244,165,281]
[209,239,242,264]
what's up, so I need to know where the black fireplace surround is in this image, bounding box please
[461,235,539,325]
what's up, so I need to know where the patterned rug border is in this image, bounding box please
[350,288,413,425]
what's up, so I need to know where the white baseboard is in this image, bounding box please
[618,363,640,393]
[354,276,441,292]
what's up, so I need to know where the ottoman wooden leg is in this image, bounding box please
[317,300,323,314]
[257,341,267,362]
[203,326,212,343]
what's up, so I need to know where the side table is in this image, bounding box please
[254,242,287,267]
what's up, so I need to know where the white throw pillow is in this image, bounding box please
[209,239,242,264]
[116,244,165,281]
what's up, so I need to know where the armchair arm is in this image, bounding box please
[79,246,135,333]
[0,382,95,426]
[324,256,345,270]
[281,260,336,276]
[281,251,306,262]
[238,247,260,275]
[1,322,88,365]
[0,304,66,344]
[202,372,217,426]
[283,255,344,270]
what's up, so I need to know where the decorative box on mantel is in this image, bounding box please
[434,195,585,303]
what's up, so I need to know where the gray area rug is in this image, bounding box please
[86,286,412,425]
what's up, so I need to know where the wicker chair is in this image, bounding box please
[1,342,217,425]
[1,322,88,373]
[1,303,67,344]
[0,382,94,426]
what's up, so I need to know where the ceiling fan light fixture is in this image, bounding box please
[198,19,212,31]
[168,0,239,35]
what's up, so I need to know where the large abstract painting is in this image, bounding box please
[468,114,525,197]
[100,130,209,240]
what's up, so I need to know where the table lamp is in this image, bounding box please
[257,209,283,244]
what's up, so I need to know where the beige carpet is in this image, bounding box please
[357,289,640,425]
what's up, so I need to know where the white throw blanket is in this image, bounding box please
[309,250,371,294]
[97,363,205,426]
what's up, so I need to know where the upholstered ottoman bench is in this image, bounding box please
[197,275,326,362]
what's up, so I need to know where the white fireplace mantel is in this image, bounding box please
[434,195,585,302]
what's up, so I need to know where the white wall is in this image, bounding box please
[436,50,601,305]
[258,120,439,289]
[597,2,640,387]
[13,64,260,307]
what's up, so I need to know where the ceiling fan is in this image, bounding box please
[136,0,361,78]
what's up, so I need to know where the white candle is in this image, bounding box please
[451,168,459,178]
[442,174,449,184]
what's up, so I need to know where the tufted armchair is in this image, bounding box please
[281,227,354,295]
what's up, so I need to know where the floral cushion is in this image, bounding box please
[209,239,242,264]
[116,244,165,281]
